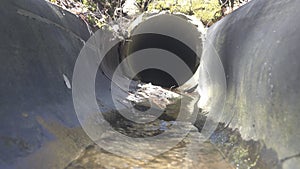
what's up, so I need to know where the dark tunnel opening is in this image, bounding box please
[134,68,178,87]
[117,14,203,88]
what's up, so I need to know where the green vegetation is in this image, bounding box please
[82,0,98,12]
[48,0,121,30]
[50,0,249,29]
[147,0,222,25]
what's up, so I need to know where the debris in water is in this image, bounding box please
[126,83,181,110]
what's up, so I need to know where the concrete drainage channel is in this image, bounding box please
[1,0,300,169]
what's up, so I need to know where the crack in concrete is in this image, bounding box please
[280,153,300,163]
[17,8,86,44]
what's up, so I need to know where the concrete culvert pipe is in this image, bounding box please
[204,1,300,168]
[98,13,204,90]
[119,13,202,88]
[1,0,300,168]
[0,0,204,167]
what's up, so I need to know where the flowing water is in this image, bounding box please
[64,88,280,169]
[65,120,234,169]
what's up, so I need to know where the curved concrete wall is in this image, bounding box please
[1,0,299,168]
[0,1,202,168]
[0,0,91,168]
[205,0,300,168]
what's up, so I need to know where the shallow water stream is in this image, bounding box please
[65,87,280,169]
[65,120,234,169]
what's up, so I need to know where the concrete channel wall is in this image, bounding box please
[206,0,300,168]
[0,0,299,168]
[0,0,91,168]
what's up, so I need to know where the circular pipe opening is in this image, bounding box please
[134,68,178,87]
[120,13,203,88]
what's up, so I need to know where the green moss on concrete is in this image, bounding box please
[147,0,222,25]
[210,123,281,169]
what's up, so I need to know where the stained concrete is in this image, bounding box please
[0,0,91,168]
[205,0,300,168]
[0,0,299,168]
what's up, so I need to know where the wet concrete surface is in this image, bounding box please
[1,0,298,168]
[64,98,281,169]
[65,116,235,169]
